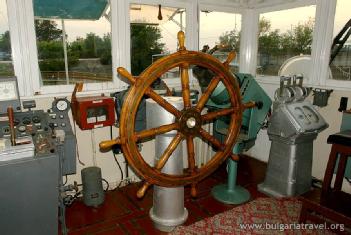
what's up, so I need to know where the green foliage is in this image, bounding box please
[219,29,240,52]
[130,24,165,75]
[219,17,314,56]
[35,20,63,41]
[32,20,165,75]
[37,40,64,59]
[283,18,314,55]
[0,31,11,55]
[34,20,113,72]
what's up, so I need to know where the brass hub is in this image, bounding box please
[178,108,202,135]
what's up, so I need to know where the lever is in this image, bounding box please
[7,107,16,146]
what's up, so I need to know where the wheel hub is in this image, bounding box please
[179,108,202,135]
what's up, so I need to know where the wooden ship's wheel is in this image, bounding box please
[99,31,256,198]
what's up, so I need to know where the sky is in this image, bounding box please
[0,0,350,53]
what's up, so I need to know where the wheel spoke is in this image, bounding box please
[99,137,123,151]
[155,132,183,170]
[242,101,257,110]
[186,136,196,174]
[135,123,179,141]
[137,182,151,198]
[180,64,191,109]
[146,88,181,118]
[223,51,236,68]
[196,76,221,111]
[199,128,239,161]
[202,108,236,122]
[198,128,224,150]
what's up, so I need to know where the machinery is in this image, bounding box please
[258,75,328,197]
[191,44,272,204]
[0,77,77,235]
[204,73,272,204]
[71,83,115,130]
[99,31,260,229]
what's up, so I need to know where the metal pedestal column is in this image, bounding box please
[146,97,188,232]
[212,143,250,204]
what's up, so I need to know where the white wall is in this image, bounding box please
[30,81,351,194]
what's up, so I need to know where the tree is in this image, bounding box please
[281,18,314,55]
[219,29,240,52]
[0,31,11,55]
[130,24,165,75]
[35,20,63,41]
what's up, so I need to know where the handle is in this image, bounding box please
[99,138,121,151]
[117,67,136,84]
[137,182,150,198]
[223,51,236,68]
[279,76,291,97]
[7,107,16,146]
[158,4,163,20]
[71,83,84,120]
[177,31,186,51]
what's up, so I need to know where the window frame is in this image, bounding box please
[198,4,244,52]
[5,0,350,98]
[253,0,351,91]
[127,0,196,87]
[6,0,197,97]
[254,0,317,85]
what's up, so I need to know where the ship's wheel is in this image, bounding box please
[100,31,256,198]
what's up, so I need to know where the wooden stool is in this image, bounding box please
[321,130,351,205]
[299,131,351,233]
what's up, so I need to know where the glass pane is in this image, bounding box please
[33,4,112,85]
[200,11,241,73]
[330,0,351,81]
[257,6,316,76]
[0,0,14,77]
[130,4,186,76]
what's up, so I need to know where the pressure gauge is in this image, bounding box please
[52,98,70,112]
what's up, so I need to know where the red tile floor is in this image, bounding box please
[62,156,267,235]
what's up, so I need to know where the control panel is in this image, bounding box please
[48,98,73,132]
[48,97,76,175]
[0,97,76,175]
[0,110,54,155]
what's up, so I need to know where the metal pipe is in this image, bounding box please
[146,97,188,232]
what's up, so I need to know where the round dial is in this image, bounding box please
[53,98,70,112]
[32,115,41,123]
[17,125,26,132]
[22,117,31,125]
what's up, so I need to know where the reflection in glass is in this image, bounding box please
[33,3,112,85]
[0,0,14,77]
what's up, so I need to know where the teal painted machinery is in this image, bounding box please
[204,73,272,204]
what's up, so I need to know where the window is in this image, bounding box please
[130,4,186,77]
[0,0,14,77]
[199,11,241,73]
[257,6,316,76]
[330,0,351,81]
[33,2,112,85]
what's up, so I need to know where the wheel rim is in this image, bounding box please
[120,51,242,187]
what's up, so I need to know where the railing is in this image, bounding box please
[41,71,112,85]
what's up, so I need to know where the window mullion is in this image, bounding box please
[310,0,337,87]
[7,0,40,97]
